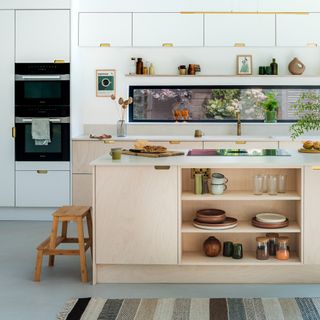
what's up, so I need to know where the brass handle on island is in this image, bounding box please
[312,166,320,170]
[235,140,247,145]
[154,166,170,170]
[100,43,111,47]
[37,170,48,174]
[103,140,115,144]
[162,43,173,47]
[169,140,181,144]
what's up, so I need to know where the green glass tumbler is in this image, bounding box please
[232,243,243,259]
[223,241,234,257]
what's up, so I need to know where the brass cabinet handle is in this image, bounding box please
[234,42,246,47]
[235,140,247,145]
[54,60,65,63]
[154,165,170,170]
[307,42,318,47]
[162,43,173,47]
[100,43,111,47]
[36,170,48,174]
[312,166,320,170]
[169,140,181,144]
[103,140,115,144]
[12,127,16,138]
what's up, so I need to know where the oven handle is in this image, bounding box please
[15,117,70,124]
[15,74,70,81]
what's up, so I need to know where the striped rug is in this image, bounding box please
[57,297,320,320]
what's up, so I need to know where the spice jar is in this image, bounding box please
[266,233,279,256]
[256,237,269,260]
[276,236,290,260]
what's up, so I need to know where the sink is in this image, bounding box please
[187,149,291,156]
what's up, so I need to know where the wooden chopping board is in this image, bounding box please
[122,149,185,158]
[298,148,320,154]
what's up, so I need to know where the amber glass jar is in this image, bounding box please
[136,58,143,74]
[276,236,290,260]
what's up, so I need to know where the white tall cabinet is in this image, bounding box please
[0,11,15,207]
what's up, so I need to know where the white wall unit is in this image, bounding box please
[276,13,320,47]
[78,12,132,47]
[16,10,70,62]
[204,14,275,47]
[0,11,15,207]
[133,13,203,47]
[16,171,70,207]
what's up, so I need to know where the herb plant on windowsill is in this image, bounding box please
[290,92,320,139]
[259,92,279,123]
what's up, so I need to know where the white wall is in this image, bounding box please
[70,1,320,136]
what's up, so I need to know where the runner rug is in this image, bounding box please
[57,297,320,320]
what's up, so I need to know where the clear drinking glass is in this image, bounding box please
[278,175,287,193]
[268,175,278,196]
[253,175,264,195]
[261,174,269,193]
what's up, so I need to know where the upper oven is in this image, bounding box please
[15,63,70,107]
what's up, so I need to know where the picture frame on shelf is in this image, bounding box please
[236,55,253,75]
[96,69,116,97]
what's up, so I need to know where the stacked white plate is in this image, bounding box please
[255,213,287,224]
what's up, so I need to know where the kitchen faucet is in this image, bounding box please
[236,111,241,136]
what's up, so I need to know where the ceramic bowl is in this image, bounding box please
[196,208,226,223]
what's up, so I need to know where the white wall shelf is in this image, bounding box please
[181,221,301,234]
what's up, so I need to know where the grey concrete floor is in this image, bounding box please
[1,221,320,320]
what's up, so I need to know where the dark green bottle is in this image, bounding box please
[270,58,278,75]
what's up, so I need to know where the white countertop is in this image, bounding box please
[91,150,320,168]
[73,135,316,142]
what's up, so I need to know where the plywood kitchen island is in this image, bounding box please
[91,151,320,284]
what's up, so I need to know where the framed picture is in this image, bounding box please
[96,69,116,97]
[236,55,252,75]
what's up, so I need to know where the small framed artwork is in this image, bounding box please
[96,69,116,97]
[236,55,252,75]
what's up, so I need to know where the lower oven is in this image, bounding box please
[15,116,70,161]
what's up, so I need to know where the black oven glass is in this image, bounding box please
[24,82,62,100]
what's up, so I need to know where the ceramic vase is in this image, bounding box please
[203,236,221,257]
[288,57,305,75]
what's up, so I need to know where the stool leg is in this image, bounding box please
[77,217,88,282]
[61,221,68,238]
[86,213,93,259]
[34,249,44,281]
[48,216,59,267]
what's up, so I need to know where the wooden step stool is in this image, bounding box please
[34,206,92,282]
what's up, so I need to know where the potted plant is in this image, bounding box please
[259,91,278,123]
[290,92,320,139]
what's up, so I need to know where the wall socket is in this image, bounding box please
[191,168,211,179]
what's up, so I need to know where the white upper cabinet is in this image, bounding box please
[204,14,275,47]
[276,14,320,47]
[16,10,70,62]
[0,11,15,207]
[133,13,203,47]
[79,13,132,47]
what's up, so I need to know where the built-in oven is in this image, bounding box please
[15,63,70,108]
[15,115,70,161]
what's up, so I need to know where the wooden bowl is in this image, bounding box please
[196,209,226,224]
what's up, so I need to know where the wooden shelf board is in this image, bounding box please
[125,74,320,78]
[181,251,301,266]
[181,221,301,233]
[181,191,301,201]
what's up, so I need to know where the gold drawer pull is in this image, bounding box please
[234,42,246,47]
[169,140,181,144]
[312,166,320,170]
[103,140,115,144]
[37,170,48,174]
[100,43,111,47]
[235,140,247,145]
[162,43,173,47]
[154,165,170,170]
[54,60,65,63]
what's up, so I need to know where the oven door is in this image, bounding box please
[15,75,70,106]
[15,117,70,161]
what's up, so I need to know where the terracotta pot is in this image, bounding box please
[203,236,221,257]
[288,57,305,75]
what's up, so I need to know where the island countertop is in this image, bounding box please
[91,150,320,168]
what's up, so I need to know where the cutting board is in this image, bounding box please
[122,150,185,158]
[298,148,320,154]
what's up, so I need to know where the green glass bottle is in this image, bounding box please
[270,58,278,75]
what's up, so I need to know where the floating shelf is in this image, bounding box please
[125,74,320,78]
[181,221,301,234]
[181,251,301,266]
[181,191,301,201]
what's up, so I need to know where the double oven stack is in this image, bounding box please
[15,63,70,161]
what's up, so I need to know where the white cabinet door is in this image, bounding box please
[16,10,70,62]
[95,166,178,265]
[133,13,203,47]
[16,171,70,207]
[0,11,14,207]
[304,166,320,264]
[276,13,320,47]
[79,13,132,47]
[205,14,275,47]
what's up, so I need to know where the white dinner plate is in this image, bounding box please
[255,213,287,224]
